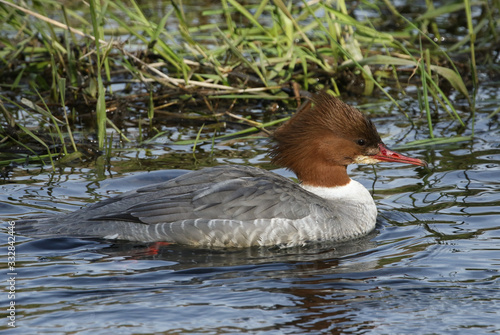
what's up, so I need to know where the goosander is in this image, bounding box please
[19,93,426,247]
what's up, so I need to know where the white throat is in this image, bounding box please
[301,179,373,203]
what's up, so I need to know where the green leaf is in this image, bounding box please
[429,65,469,97]
[396,136,473,149]
[416,3,466,21]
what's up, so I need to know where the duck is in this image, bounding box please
[19,92,426,248]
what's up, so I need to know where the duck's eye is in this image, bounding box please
[356,139,366,146]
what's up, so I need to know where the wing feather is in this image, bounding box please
[63,165,326,226]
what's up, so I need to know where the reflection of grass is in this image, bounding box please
[0,0,495,166]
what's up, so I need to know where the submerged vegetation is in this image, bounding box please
[0,0,498,169]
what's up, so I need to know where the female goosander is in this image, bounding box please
[20,93,425,247]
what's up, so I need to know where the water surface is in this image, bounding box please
[2,85,500,334]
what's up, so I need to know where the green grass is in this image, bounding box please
[0,0,497,167]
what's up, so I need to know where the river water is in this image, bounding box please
[1,82,500,333]
[2,0,500,332]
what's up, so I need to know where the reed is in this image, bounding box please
[0,0,492,164]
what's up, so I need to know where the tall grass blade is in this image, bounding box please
[58,78,78,153]
[89,0,107,150]
[226,0,268,35]
[397,136,473,149]
[273,0,315,51]
[174,117,290,145]
[217,27,267,85]
[14,124,55,168]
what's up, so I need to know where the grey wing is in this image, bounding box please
[88,165,315,224]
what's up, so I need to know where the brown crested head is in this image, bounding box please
[269,92,383,187]
[269,92,426,187]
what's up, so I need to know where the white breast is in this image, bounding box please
[300,179,378,240]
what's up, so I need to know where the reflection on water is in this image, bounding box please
[2,90,500,334]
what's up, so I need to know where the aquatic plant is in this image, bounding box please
[0,0,496,166]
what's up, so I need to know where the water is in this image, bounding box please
[1,84,500,334]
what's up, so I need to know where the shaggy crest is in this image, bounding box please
[270,92,381,172]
